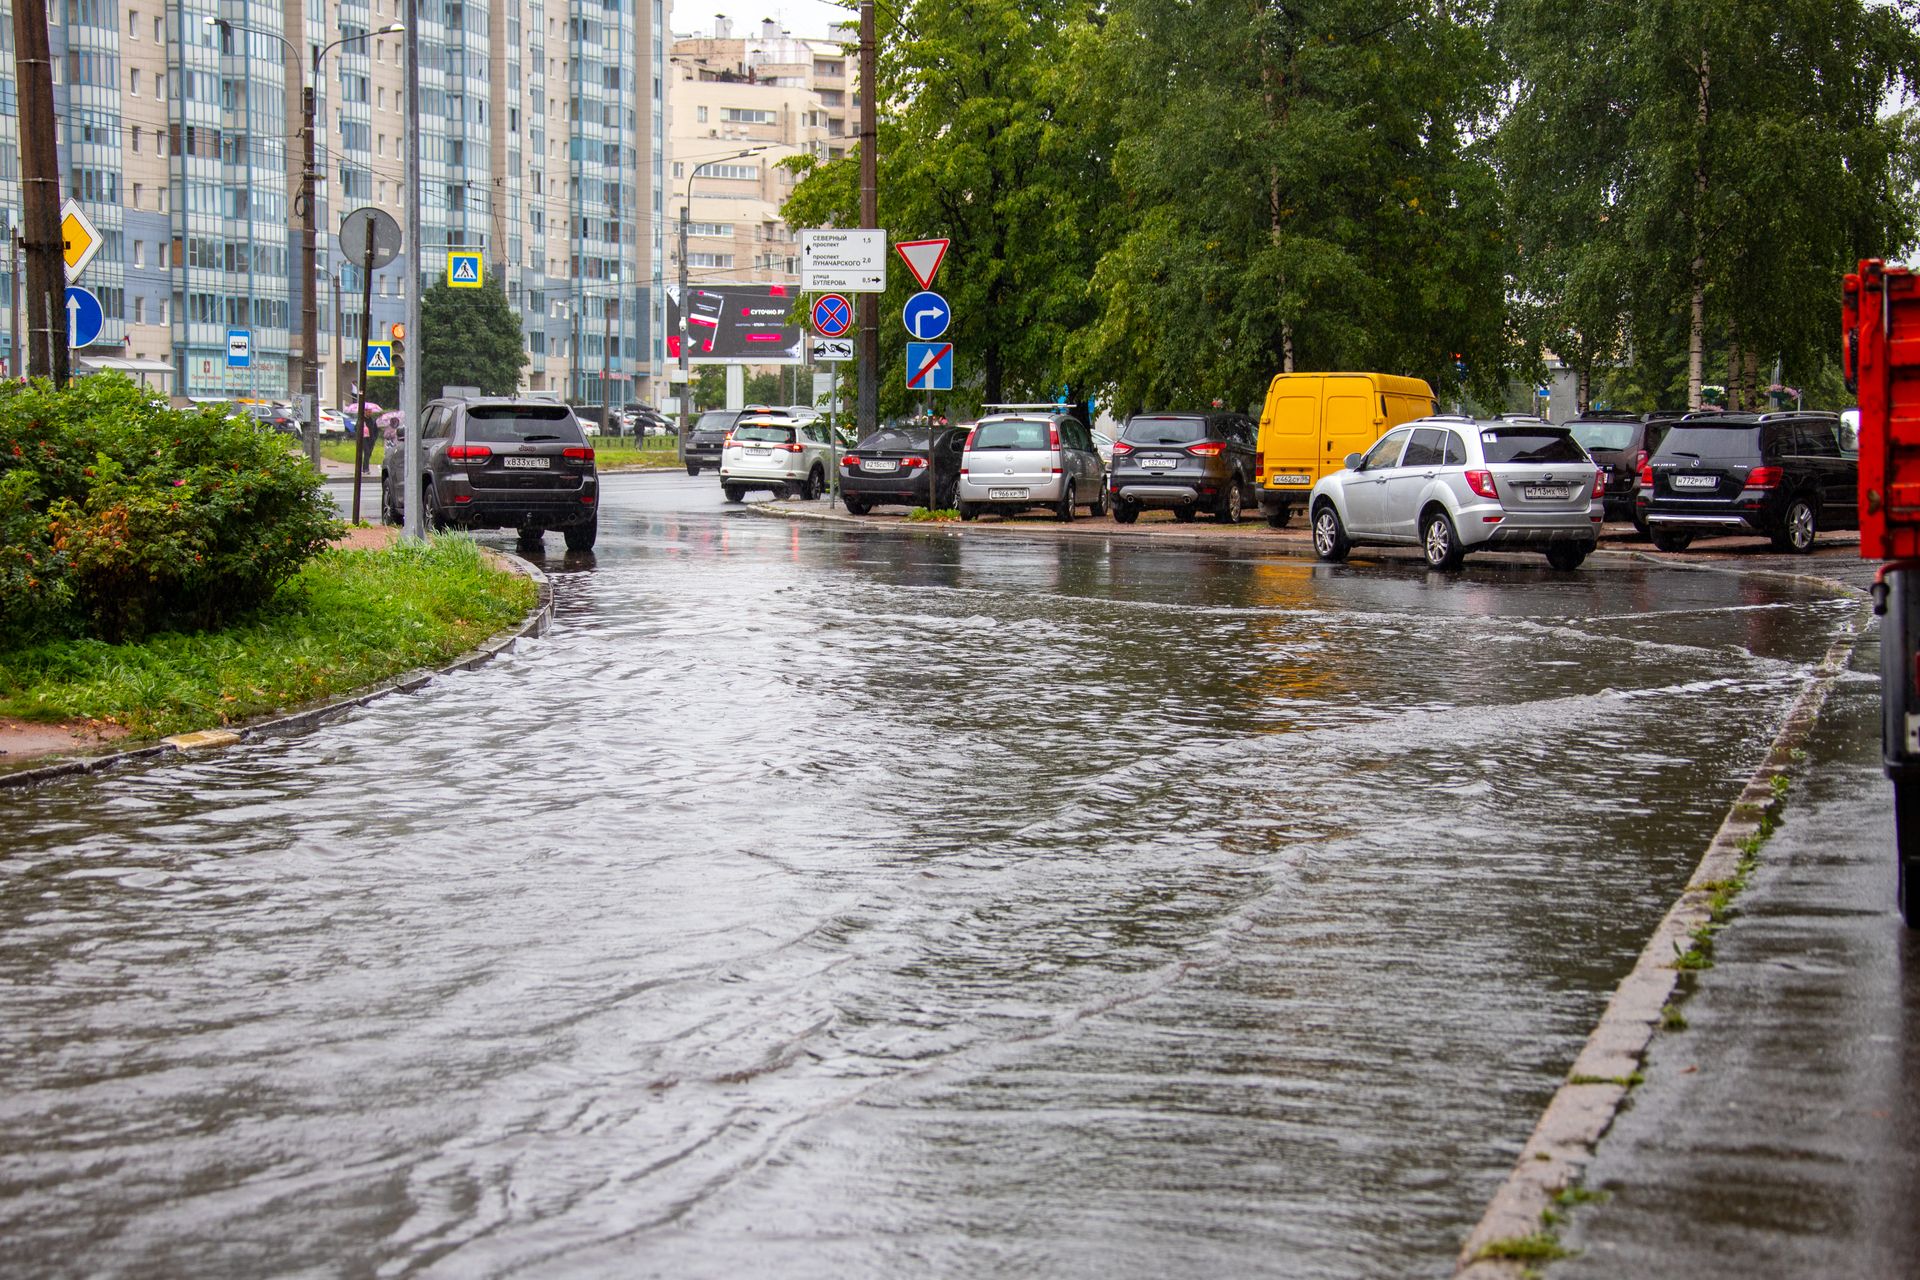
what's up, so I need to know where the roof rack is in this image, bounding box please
[981,402,1066,412]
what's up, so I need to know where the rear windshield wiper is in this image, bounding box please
[518,433,564,441]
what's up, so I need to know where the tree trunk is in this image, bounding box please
[1727,318,1742,410]
[1577,365,1591,415]
[1686,49,1710,411]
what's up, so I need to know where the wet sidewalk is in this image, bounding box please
[1481,629,1920,1276]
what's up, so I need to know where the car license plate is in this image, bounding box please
[1671,474,1717,489]
[1141,458,1176,469]
[1525,483,1573,499]
[501,456,549,469]
[746,447,769,457]
[988,487,1026,500]
[864,460,897,473]
[1274,474,1312,486]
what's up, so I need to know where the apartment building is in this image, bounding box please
[0,0,664,407]
[666,17,850,327]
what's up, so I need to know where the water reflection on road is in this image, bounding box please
[0,474,1859,1277]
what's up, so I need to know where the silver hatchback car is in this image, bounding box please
[1307,416,1603,570]
[956,410,1108,521]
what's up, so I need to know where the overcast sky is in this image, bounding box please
[670,0,857,41]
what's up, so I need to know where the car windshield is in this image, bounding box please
[1656,426,1762,462]
[463,405,583,443]
[1480,428,1587,464]
[734,424,796,444]
[858,429,928,451]
[970,419,1051,450]
[1569,421,1636,451]
[693,411,738,435]
[1122,416,1206,445]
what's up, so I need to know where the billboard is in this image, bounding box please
[666,283,804,364]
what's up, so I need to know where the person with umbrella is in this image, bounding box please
[343,393,382,473]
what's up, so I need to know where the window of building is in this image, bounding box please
[132,239,144,267]
[130,126,141,154]
[128,9,139,37]
[133,295,144,323]
[154,16,162,42]
[723,108,775,124]
[129,68,140,95]
[687,253,732,268]
[696,105,707,123]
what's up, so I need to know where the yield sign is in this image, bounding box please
[895,238,949,291]
[60,199,101,280]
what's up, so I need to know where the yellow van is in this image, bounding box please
[1254,373,1436,527]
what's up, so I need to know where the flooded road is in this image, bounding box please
[0,474,1861,1277]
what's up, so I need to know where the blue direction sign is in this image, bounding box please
[810,292,853,338]
[225,327,251,367]
[902,291,950,340]
[905,341,953,391]
[65,287,103,349]
[363,341,394,374]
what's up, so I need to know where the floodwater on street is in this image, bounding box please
[0,473,1862,1277]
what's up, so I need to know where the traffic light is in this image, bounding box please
[389,321,407,382]
[1453,352,1466,378]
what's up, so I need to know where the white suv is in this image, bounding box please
[719,413,836,501]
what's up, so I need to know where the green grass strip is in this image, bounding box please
[0,535,536,738]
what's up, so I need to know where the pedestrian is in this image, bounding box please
[357,407,376,473]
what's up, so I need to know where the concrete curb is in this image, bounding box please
[1453,608,1865,1276]
[0,551,552,790]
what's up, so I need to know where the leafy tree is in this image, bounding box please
[417,278,529,398]
[1501,0,1920,410]
[1069,0,1510,416]
[782,0,1119,417]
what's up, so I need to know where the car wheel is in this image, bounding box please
[563,515,597,552]
[1773,497,1818,553]
[1217,481,1244,524]
[1421,508,1463,570]
[1113,498,1139,525]
[686,463,701,477]
[380,475,402,526]
[1632,512,1650,538]
[1055,483,1076,522]
[958,501,977,521]
[843,496,870,516]
[1089,485,1109,518]
[1311,501,1350,562]
[423,480,448,532]
[1545,542,1589,571]
[1173,506,1197,523]
[1898,781,1920,929]
[797,468,823,501]
[1649,527,1693,553]
[1265,502,1291,530]
[723,484,745,503]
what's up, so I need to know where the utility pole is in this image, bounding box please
[402,0,425,541]
[857,0,877,437]
[299,69,320,467]
[677,207,690,461]
[12,0,65,382]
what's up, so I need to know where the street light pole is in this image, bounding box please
[675,147,766,462]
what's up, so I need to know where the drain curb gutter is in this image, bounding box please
[1453,610,1863,1277]
[0,553,552,789]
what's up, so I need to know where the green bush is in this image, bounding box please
[0,374,342,644]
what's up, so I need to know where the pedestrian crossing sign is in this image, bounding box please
[447,251,483,288]
[364,341,394,374]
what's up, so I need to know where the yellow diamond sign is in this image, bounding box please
[60,199,101,280]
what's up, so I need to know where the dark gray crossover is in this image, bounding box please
[384,397,599,550]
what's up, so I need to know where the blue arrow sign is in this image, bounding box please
[811,293,853,338]
[902,291,950,341]
[363,342,393,374]
[66,287,103,349]
[906,341,953,391]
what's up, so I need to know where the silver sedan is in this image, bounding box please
[1307,417,1604,570]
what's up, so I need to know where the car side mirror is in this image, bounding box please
[1344,452,1364,471]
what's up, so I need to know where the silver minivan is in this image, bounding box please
[956,411,1108,521]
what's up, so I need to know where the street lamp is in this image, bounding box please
[676,146,768,461]
[207,16,402,465]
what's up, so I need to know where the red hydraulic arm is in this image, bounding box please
[1845,259,1920,559]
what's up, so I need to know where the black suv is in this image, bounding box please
[1565,410,1684,530]
[1107,411,1258,523]
[384,397,600,550]
[683,405,786,476]
[1636,411,1856,554]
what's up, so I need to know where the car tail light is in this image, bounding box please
[1634,448,1649,472]
[581,494,595,504]
[1049,425,1061,449]
[1111,440,1135,457]
[1186,441,1225,457]
[1593,468,1605,494]
[1465,468,1499,499]
[964,428,977,450]
[901,455,927,468]
[724,433,735,446]
[1638,460,1654,486]
[564,446,594,460]
[454,494,472,503]
[778,442,805,453]
[1254,450,1265,479]
[842,454,862,468]
[447,444,492,461]
[1746,465,1783,488]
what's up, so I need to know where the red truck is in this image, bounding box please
[1843,259,1920,924]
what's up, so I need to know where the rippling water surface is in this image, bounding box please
[0,480,1856,1277]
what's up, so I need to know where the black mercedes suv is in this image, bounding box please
[384,397,600,550]
[1107,411,1258,523]
[1635,411,1856,554]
